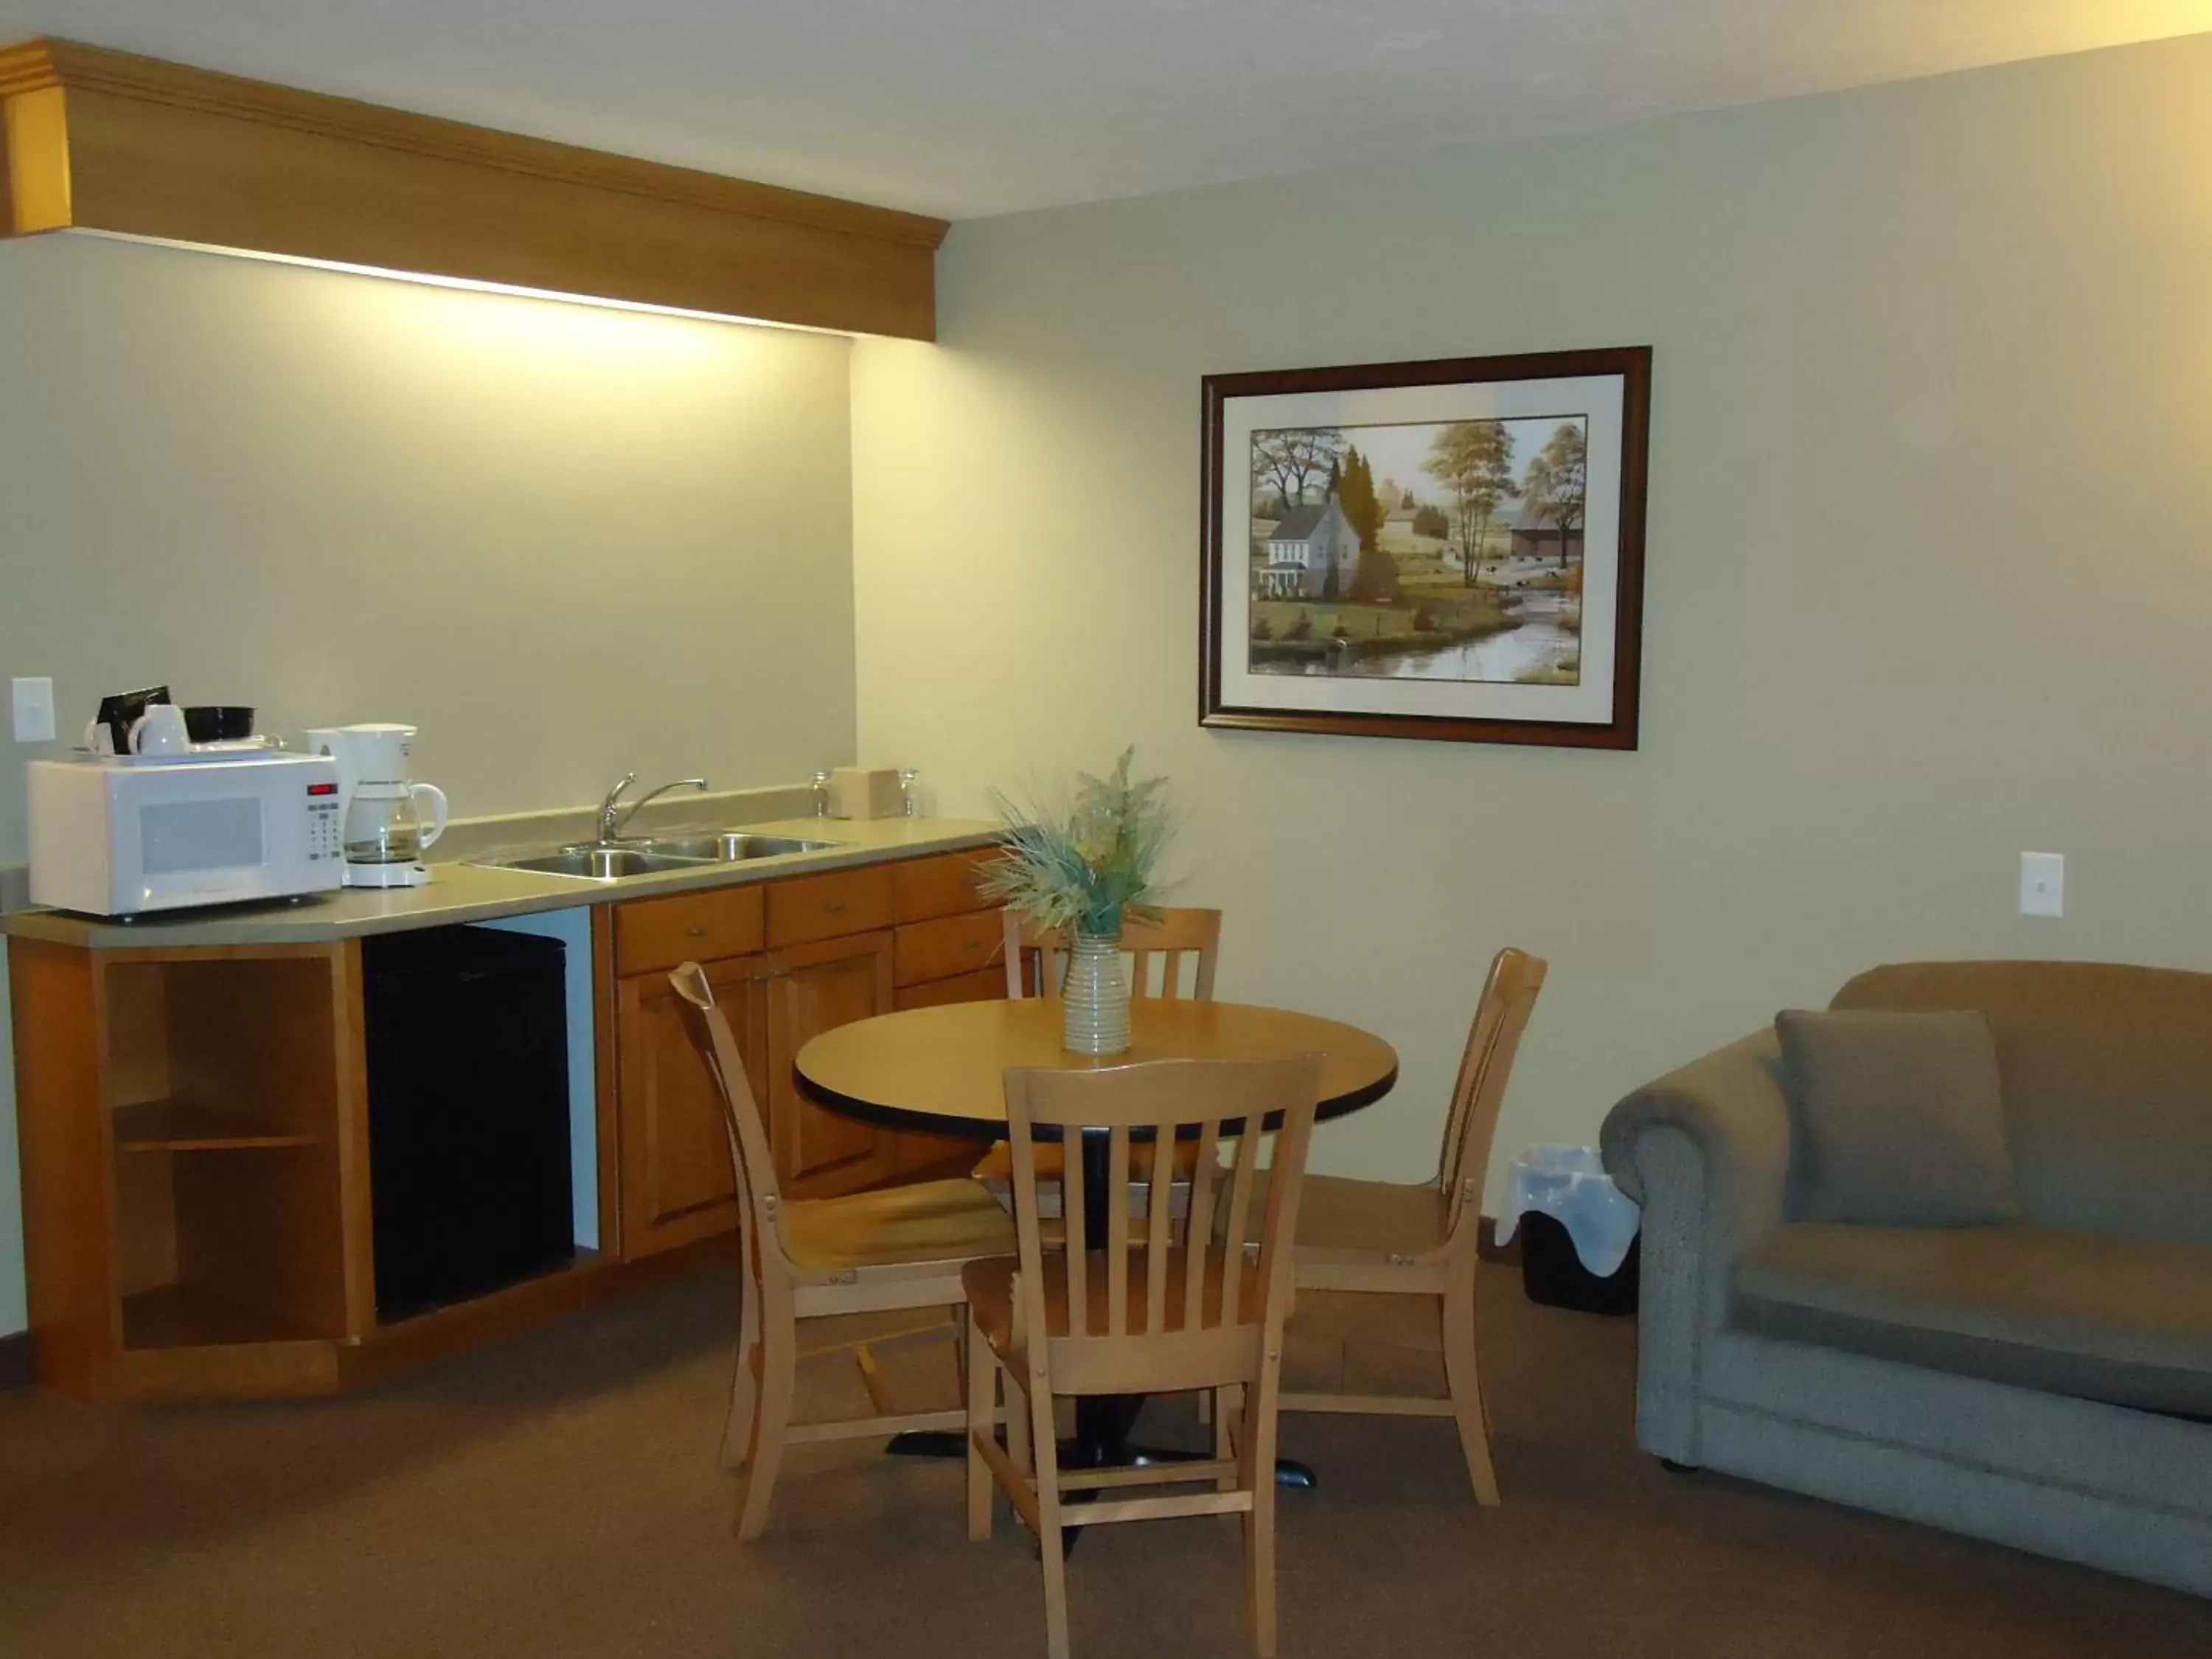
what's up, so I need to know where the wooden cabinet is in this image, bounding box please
[613,951,770,1259]
[613,884,765,975]
[605,848,1013,1253]
[6,838,1012,1399]
[765,933,897,1197]
[610,923,895,1250]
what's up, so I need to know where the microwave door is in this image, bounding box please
[122,780,272,911]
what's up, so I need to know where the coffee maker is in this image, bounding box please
[303,723,449,888]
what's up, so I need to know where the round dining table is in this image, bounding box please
[793,995,1399,1485]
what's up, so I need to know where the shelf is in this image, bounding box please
[121,1282,319,1352]
[113,1100,319,1154]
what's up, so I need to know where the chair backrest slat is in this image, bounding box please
[1002,1056,1319,1388]
[1059,1132,1089,1335]
[1436,948,1548,1239]
[1004,908,1223,1004]
[1220,1126,1263,1322]
[1106,1127,1131,1332]
[1144,1135,1175,1333]
[667,961,796,1276]
[1181,1119,1220,1321]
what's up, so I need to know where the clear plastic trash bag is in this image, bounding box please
[1494,1144,1641,1278]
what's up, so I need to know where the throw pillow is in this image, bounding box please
[1773,1008,2022,1227]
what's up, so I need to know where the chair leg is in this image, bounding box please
[1005,1360,1033,1477]
[737,1312,796,1542]
[1241,1382,1279,1658]
[1214,1384,1240,1494]
[966,1312,995,1543]
[1442,1276,1500,1507]
[1029,1376,1071,1659]
[723,1244,762,1470]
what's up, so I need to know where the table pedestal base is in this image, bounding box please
[883,1401,1317,1490]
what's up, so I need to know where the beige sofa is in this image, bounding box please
[1601,961,2212,1597]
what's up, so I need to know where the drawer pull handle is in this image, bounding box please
[824,902,847,915]
[687,926,709,937]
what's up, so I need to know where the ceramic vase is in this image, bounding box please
[1060,931,1130,1055]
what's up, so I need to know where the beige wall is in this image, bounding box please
[0,234,858,855]
[852,35,2212,1206]
[0,233,860,1334]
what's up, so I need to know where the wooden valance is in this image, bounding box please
[0,37,946,338]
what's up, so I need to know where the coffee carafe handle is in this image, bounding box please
[409,784,449,850]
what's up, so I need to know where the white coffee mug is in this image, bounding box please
[129,703,192,757]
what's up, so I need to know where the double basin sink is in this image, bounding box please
[475,832,840,883]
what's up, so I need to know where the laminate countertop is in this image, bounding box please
[0,817,1001,951]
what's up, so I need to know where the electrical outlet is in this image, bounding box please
[2020,852,2064,919]
[11,676,55,743]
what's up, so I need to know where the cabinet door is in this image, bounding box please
[766,932,896,1199]
[614,954,769,1260]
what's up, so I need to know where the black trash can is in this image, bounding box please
[1518,1212,1640,1317]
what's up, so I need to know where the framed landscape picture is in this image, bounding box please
[1199,347,1651,748]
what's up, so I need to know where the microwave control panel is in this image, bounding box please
[307,792,344,862]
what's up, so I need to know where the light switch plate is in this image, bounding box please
[2020,852,2065,919]
[11,676,55,743]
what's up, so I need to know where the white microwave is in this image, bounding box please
[27,754,347,918]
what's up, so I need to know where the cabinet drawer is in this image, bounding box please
[894,911,1006,988]
[766,866,893,949]
[891,849,1001,924]
[894,964,1006,1010]
[614,886,766,975]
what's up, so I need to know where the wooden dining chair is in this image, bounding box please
[974,906,1223,1217]
[1265,947,1546,1506]
[1274,947,1548,1504]
[964,1054,1321,1659]
[667,962,1017,1540]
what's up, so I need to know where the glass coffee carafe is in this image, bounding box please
[343,778,447,866]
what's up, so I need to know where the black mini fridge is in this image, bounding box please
[363,924,576,1321]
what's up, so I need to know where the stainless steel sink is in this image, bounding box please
[644,832,841,861]
[485,846,714,880]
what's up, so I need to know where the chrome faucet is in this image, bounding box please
[597,773,708,843]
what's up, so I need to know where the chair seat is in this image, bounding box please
[972,1136,1205,1186]
[1224,1170,1453,1258]
[784,1178,1016,1273]
[964,1248,1264,1350]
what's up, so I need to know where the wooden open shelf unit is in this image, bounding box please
[112,1101,319,1154]
[8,931,634,1401]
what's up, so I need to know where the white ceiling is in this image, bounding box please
[6,1,2211,218]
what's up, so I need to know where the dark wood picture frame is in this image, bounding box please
[1199,347,1651,749]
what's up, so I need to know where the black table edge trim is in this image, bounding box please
[792,1060,1399,1141]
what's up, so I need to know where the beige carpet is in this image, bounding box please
[2,1262,2207,1658]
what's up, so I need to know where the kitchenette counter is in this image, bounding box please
[0,816,1001,950]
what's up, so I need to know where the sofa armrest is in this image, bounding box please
[1599,1029,1794,1461]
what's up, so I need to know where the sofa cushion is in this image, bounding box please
[1831,961,2212,1248]
[1733,1222,2212,1417]
[1775,1009,2020,1226]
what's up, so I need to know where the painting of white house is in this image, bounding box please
[1247,415,1587,684]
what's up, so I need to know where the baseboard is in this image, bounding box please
[1478,1214,1521,1265]
[0,1330,29,1390]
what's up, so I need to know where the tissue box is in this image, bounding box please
[828,767,903,819]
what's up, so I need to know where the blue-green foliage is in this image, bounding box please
[975,747,1175,937]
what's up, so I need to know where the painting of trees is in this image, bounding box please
[1522,422,1588,567]
[1338,445,1383,552]
[1422,420,1518,587]
[1250,426,1348,515]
